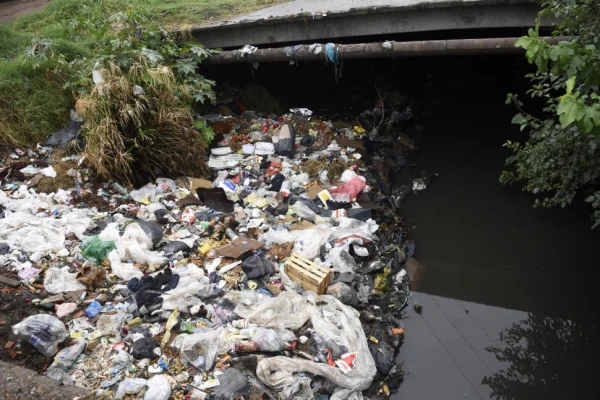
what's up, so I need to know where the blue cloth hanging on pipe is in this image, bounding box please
[325,43,340,65]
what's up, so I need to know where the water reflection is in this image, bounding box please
[483,314,600,399]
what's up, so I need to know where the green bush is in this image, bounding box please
[503,0,600,227]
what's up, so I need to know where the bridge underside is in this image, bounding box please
[192,0,546,50]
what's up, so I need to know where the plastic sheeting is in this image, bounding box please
[256,294,376,395]
[107,250,144,281]
[100,223,166,265]
[44,267,86,293]
[178,327,231,370]
[228,291,311,330]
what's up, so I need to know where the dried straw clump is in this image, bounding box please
[76,60,208,186]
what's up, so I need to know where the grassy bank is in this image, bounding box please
[0,0,285,146]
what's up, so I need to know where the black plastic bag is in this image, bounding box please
[137,221,163,245]
[212,368,250,399]
[131,337,159,359]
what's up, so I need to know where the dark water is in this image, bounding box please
[206,56,600,399]
[397,65,600,399]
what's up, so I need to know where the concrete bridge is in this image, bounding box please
[193,0,545,50]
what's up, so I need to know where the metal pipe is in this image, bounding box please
[205,37,560,64]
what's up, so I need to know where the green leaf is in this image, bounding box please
[515,36,533,49]
[557,97,585,126]
[579,104,600,133]
[565,76,576,94]
[175,58,197,76]
[140,48,163,63]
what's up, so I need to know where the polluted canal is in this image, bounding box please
[205,54,600,399]
[0,52,599,400]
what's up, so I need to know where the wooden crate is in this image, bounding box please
[284,253,332,295]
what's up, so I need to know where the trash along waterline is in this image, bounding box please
[0,105,422,399]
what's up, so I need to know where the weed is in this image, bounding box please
[77,60,208,186]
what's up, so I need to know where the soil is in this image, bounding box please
[36,158,79,193]
[0,274,53,373]
[0,360,95,400]
[0,0,52,24]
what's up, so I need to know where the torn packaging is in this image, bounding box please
[215,237,264,259]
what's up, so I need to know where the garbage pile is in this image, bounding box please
[0,106,422,399]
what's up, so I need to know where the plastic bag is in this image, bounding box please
[44,267,86,294]
[290,172,309,189]
[57,209,93,240]
[84,300,102,317]
[329,176,366,202]
[144,375,171,400]
[131,337,160,359]
[212,368,250,400]
[97,314,122,336]
[116,378,148,399]
[252,328,288,352]
[276,124,295,157]
[292,201,318,222]
[45,366,74,386]
[12,314,68,357]
[326,282,353,304]
[7,225,65,253]
[279,264,301,292]
[370,339,394,375]
[82,235,115,262]
[107,249,144,280]
[137,220,163,245]
[155,178,177,195]
[50,339,86,370]
[161,280,207,312]
[325,245,356,273]
[256,294,375,393]
[139,203,167,221]
[178,327,231,370]
[295,225,333,260]
[229,291,310,330]
[116,223,166,264]
[131,183,157,203]
[340,169,358,183]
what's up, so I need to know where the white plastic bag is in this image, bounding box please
[56,209,92,240]
[291,201,318,222]
[178,327,231,370]
[144,375,171,400]
[256,294,376,393]
[12,314,68,357]
[116,378,148,399]
[50,339,86,370]
[101,222,166,265]
[7,225,65,253]
[229,291,310,330]
[130,183,157,202]
[107,250,143,280]
[324,244,356,273]
[119,223,166,264]
[139,203,166,221]
[44,267,86,293]
[295,225,332,260]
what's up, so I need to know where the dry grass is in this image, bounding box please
[77,60,208,187]
[301,158,352,183]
